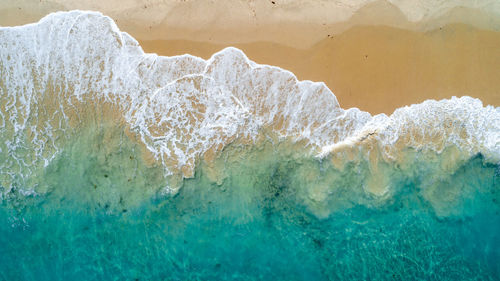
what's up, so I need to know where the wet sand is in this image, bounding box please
[1,0,499,114]
[140,23,500,114]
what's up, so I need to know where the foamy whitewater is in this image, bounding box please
[0,11,499,280]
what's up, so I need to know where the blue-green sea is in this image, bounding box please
[0,11,499,280]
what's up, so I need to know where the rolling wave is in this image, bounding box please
[0,10,498,216]
[0,10,499,280]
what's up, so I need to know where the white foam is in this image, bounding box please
[0,11,498,195]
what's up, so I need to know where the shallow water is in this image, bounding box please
[0,152,499,280]
[0,11,499,280]
[0,123,498,280]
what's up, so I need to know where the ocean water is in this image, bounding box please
[0,11,499,280]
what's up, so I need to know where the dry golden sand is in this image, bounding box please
[3,0,500,48]
[140,23,500,114]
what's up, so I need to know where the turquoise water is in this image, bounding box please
[0,124,498,280]
[1,11,499,280]
[2,197,499,280]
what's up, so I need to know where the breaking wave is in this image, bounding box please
[0,11,499,280]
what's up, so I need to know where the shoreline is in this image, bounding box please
[1,1,499,114]
[142,23,500,114]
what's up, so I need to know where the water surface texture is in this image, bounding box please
[0,11,499,280]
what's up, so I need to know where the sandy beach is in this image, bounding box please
[1,4,500,279]
[140,24,500,114]
[1,0,499,114]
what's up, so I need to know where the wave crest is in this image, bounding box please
[0,11,498,204]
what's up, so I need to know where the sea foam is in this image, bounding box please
[0,12,500,280]
[0,11,498,213]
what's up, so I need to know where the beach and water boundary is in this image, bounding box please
[1,0,499,113]
[0,3,499,280]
